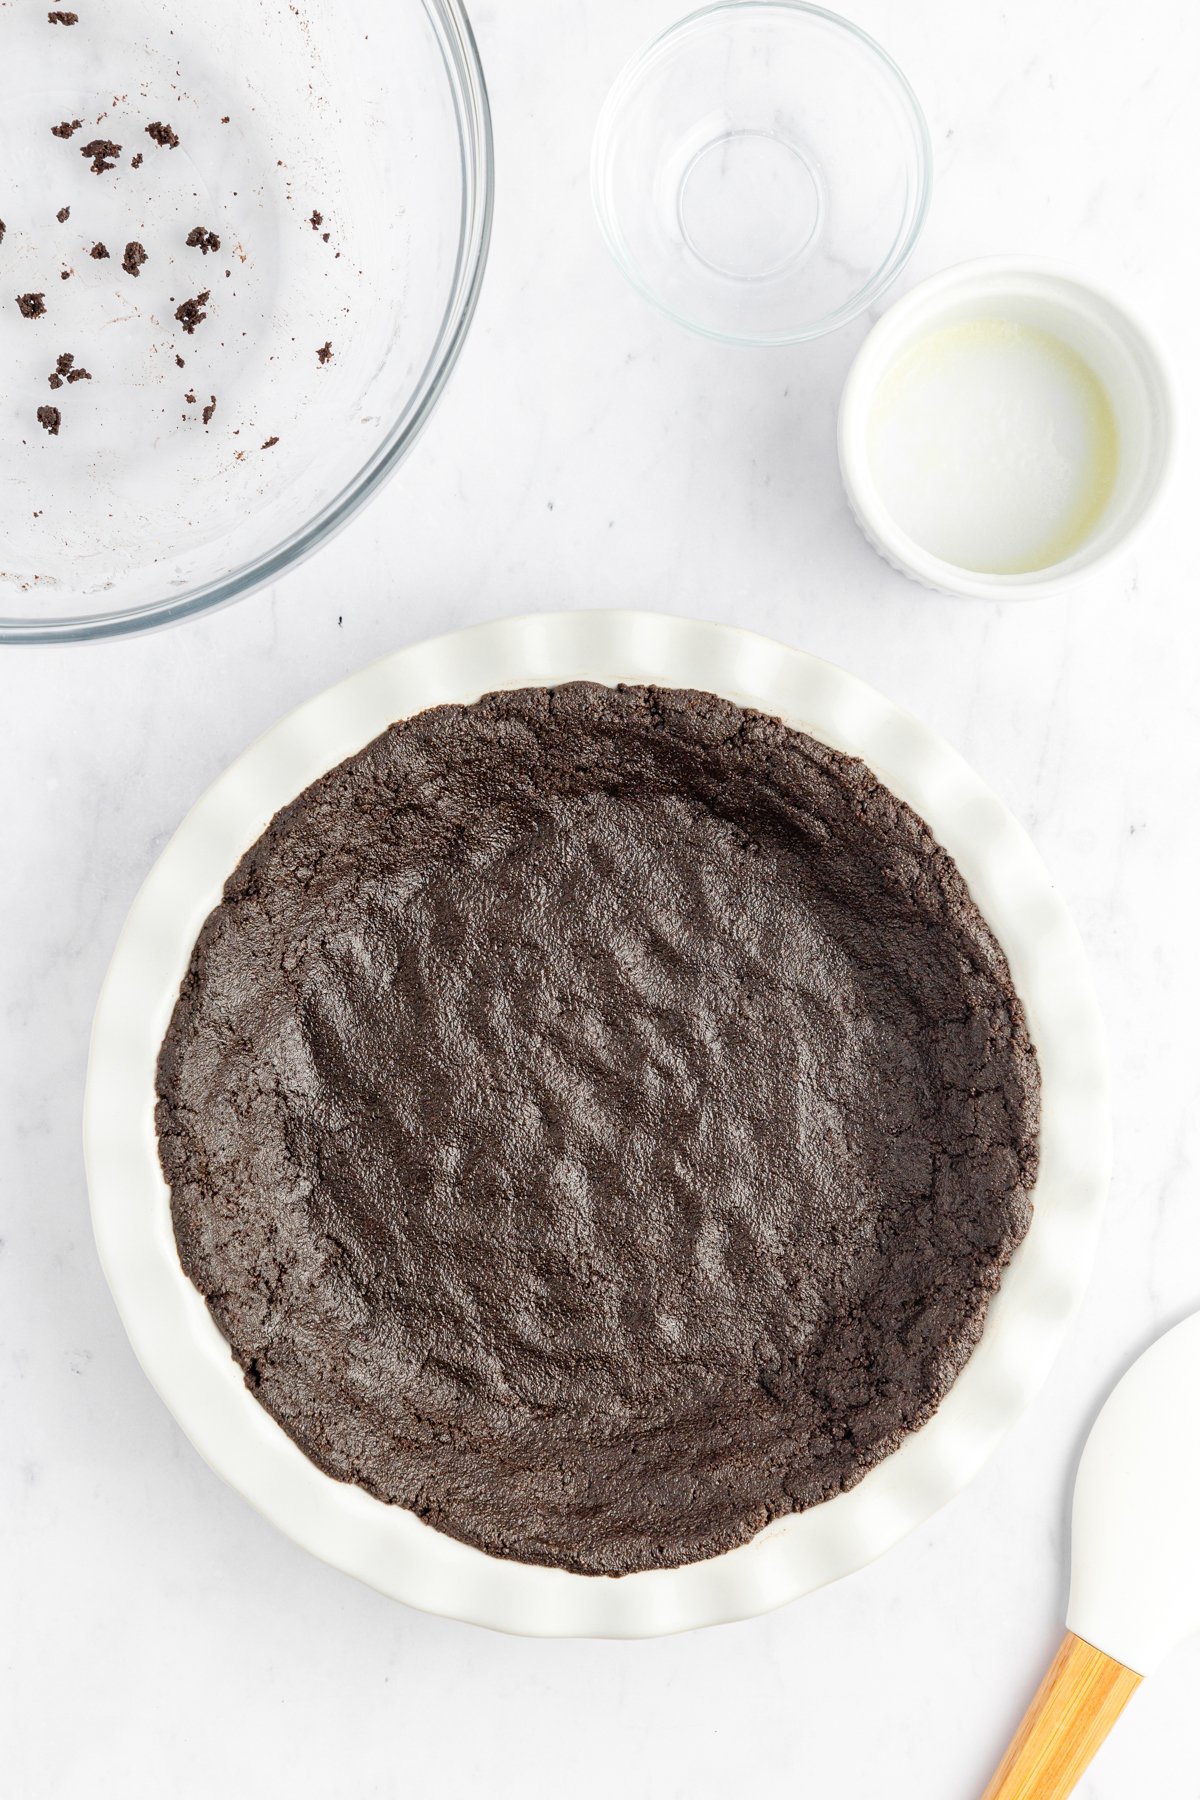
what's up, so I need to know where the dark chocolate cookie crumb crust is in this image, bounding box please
[156,683,1040,1577]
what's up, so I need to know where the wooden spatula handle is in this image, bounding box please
[981,1632,1141,1800]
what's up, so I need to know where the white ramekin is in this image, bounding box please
[838,257,1177,599]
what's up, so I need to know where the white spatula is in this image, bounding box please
[982,1310,1200,1799]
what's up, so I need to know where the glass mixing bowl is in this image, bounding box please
[1,0,492,643]
[592,1,931,347]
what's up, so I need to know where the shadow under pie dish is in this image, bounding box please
[86,614,1108,1633]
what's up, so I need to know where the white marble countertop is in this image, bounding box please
[3,0,1199,1793]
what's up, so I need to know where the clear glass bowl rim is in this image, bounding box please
[3,0,494,647]
[591,0,933,349]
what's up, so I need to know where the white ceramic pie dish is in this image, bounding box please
[84,610,1110,1636]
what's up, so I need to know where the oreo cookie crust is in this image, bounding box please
[156,683,1040,1576]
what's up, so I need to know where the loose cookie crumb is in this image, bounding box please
[174,290,210,334]
[48,351,92,389]
[80,138,121,174]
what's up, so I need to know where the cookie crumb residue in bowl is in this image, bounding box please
[0,0,492,642]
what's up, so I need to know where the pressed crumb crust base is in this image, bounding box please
[156,683,1040,1576]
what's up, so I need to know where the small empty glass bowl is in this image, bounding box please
[592,1,931,347]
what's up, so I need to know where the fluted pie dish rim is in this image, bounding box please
[84,610,1109,1635]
